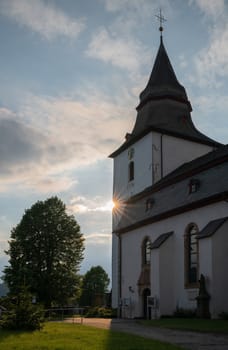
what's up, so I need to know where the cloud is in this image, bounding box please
[68,196,113,214]
[193,21,228,87]
[0,216,11,260]
[191,0,224,19]
[0,89,134,194]
[0,240,8,251]
[189,92,228,144]
[103,0,142,12]
[0,0,86,40]
[67,196,112,246]
[22,90,134,161]
[86,27,150,73]
[188,1,228,88]
[101,0,174,40]
[102,0,171,17]
[0,110,44,172]
[0,108,77,193]
[179,54,188,68]
[85,232,111,245]
[194,94,228,114]
[86,1,173,81]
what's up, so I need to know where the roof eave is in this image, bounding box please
[109,126,221,158]
[113,191,228,234]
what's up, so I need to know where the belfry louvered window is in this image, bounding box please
[128,161,134,182]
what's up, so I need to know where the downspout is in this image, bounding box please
[118,233,122,318]
[160,134,163,178]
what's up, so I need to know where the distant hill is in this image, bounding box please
[0,283,8,297]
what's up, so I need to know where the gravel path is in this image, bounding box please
[76,318,228,350]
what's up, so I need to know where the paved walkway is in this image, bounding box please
[78,318,228,350]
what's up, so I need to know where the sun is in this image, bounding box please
[110,200,116,210]
[105,200,116,211]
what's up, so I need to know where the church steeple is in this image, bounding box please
[137,8,190,109]
[110,34,221,159]
[129,35,219,147]
[138,37,192,111]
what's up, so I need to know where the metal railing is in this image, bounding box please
[45,307,84,323]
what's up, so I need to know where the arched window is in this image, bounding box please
[184,224,199,286]
[142,238,151,265]
[128,161,134,182]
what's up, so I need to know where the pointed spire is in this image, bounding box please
[138,37,191,110]
[109,28,220,159]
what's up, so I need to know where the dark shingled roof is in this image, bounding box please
[110,38,221,158]
[198,217,228,239]
[138,37,189,108]
[114,146,228,233]
[150,232,173,249]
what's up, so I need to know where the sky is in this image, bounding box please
[0,0,228,283]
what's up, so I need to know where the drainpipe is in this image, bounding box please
[118,233,122,318]
[160,134,163,178]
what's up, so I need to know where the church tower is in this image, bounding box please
[110,35,218,203]
[110,30,220,309]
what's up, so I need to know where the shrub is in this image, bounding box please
[173,307,196,318]
[85,306,117,318]
[219,312,228,320]
[0,288,44,331]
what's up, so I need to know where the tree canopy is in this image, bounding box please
[3,196,84,308]
[80,265,110,306]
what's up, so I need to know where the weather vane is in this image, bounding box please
[155,8,167,36]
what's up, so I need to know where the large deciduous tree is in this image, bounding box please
[80,266,110,306]
[3,196,84,308]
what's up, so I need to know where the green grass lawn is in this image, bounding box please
[140,318,228,334]
[0,322,182,350]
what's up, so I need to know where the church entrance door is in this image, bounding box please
[142,288,151,319]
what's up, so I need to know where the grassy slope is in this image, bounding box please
[140,318,228,334]
[0,322,182,350]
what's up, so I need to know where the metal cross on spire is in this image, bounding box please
[155,8,167,36]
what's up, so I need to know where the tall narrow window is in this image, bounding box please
[188,179,200,194]
[142,238,151,265]
[184,224,199,287]
[128,161,134,182]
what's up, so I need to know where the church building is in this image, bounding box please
[110,30,228,319]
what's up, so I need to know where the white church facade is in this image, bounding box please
[110,35,228,319]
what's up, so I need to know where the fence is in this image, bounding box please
[45,307,84,324]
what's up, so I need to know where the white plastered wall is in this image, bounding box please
[199,221,228,318]
[159,236,175,316]
[211,222,228,317]
[111,233,119,308]
[113,132,153,204]
[150,236,175,318]
[117,201,228,318]
[161,134,213,179]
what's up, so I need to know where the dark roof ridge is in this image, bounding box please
[109,125,221,159]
